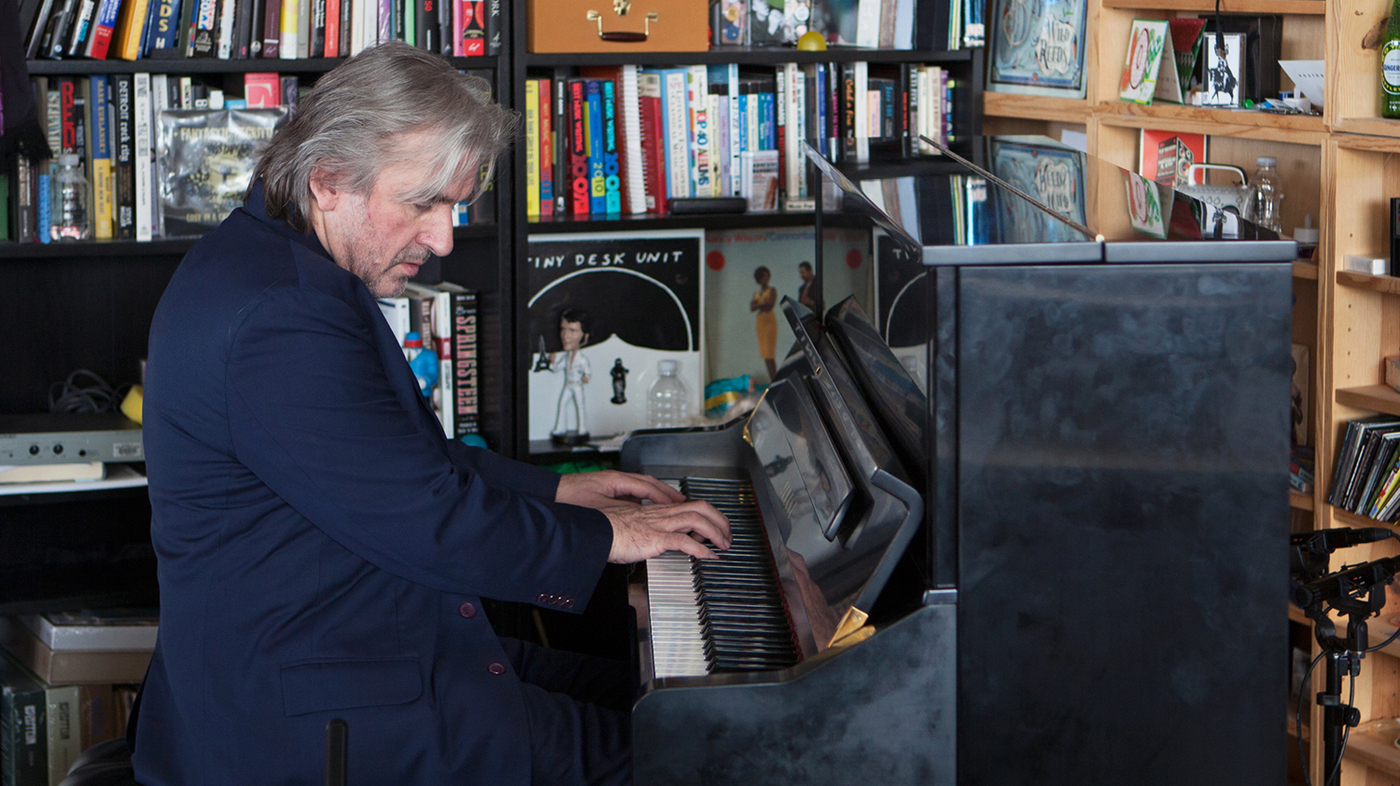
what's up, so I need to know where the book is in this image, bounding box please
[637,71,666,214]
[110,0,150,59]
[741,149,779,212]
[0,620,153,685]
[262,0,283,56]
[442,282,480,439]
[0,653,46,786]
[217,0,238,58]
[280,0,299,59]
[133,73,153,242]
[600,79,622,214]
[538,78,553,217]
[0,462,105,484]
[585,80,606,215]
[112,74,135,240]
[567,79,589,217]
[82,0,121,57]
[458,0,484,55]
[649,67,691,203]
[46,684,80,785]
[244,72,281,108]
[686,65,711,200]
[147,0,184,55]
[524,79,540,219]
[23,0,58,59]
[17,611,158,652]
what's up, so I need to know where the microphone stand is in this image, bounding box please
[1297,558,1399,785]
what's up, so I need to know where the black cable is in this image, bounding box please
[1298,649,1324,786]
[48,369,115,413]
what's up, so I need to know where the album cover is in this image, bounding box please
[987,0,1089,98]
[155,108,287,236]
[525,230,704,443]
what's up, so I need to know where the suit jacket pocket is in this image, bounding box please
[281,658,422,716]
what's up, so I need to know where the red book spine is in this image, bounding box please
[324,0,340,55]
[539,78,553,217]
[638,91,665,215]
[262,0,282,57]
[569,79,589,217]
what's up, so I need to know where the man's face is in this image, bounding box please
[313,130,475,298]
[560,319,586,351]
[799,266,813,283]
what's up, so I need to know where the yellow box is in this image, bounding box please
[527,0,709,53]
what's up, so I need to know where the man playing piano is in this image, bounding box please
[131,43,729,786]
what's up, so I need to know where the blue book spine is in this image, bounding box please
[37,174,51,244]
[758,92,774,150]
[150,0,184,52]
[737,91,748,155]
[601,80,621,214]
[585,80,607,215]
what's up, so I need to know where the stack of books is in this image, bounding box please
[0,609,153,785]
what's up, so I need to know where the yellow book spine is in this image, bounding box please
[525,80,540,219]
[92,159,114,240]
[111,0,151,61]
[281,0,300,59]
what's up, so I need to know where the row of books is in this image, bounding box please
[522,62,957,219]
[711,0,983,52]
[21,0,500,62]
[2,70,493,244]
[0,610,152,786]
[378,281,481,440]
[1326,416,1400,521]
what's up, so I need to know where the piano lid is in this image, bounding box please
[805,136,1298,265]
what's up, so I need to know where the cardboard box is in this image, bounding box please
[527,0,709,53]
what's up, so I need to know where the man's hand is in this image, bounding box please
[555,470,685,509]
[602,500,731,563]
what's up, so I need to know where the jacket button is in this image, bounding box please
[536,593,548,603]
[458,602,477,618]
[562,599,574,610]
[488,662,506,675]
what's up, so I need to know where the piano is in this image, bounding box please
[620,136,1297,785]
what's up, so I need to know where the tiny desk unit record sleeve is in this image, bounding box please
[525,230,704,443]
[987,0,1088,98]
[156,108,288,236]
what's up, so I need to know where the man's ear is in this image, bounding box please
[308,167,341,212]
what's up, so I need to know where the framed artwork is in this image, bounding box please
[524,230,704,444]
[986,0,1089,99]
[1199,32,1246,107]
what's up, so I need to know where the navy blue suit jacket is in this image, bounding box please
[132,184,614,785]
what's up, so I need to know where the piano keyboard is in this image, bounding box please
[645,477,801,679]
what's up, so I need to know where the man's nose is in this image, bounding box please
[419,204,455,257]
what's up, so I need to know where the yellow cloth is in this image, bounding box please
[755,310,777,360]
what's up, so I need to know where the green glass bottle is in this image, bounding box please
[1384,0,1400,117]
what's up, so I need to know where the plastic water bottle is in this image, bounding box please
[1245,156,1284,232]
[403,331,438,397]
[647,360,689,428]
[49,154,90,241]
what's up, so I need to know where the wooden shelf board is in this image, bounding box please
[1346,730,1400,776]
[1336,270,1400,295]
[1330,506,1400,530]
[1294,261,1319,279]
[1094,102,1326,144]
[1332,118,1400,142]
[983,92,1092,124]
[1291,491,1315,510]
[1100,0,1323,11]
[1335,385,1400,416]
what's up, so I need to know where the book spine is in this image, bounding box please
[217,0,237,57]
[83,0,120,57]
[686,65,710,200]
[726,65,741,197]
[637,73,665,214]
[451,289,479,438]
[90,75,114,240]
[485,0,499,53]
[262,0,282,55]
[568,79,589,217]
[538,78,553,217]
[113,74,135,239]
[148,0,184,54]
[323,0,339,54]
[133,73,153,242]
[553,71,567,215]
[854,60,869,162]
[37,173,51,243]
[23,0,57,58]
[459,0,483,55]
[47,686,81,785]
[14,157,35,243]
[2,684,48,786]
[619,66,644,213]
[661,70,689,202]
[64,0,95,57]
[427,289,454,436]
[280,0,298,58]
[309,0,327,55]
[338,0,351,55]
[524,79,540,219]
[586,80,606,215]
[390,0,404,41]
[601,79,621,214]
[111,0,151,59]
[298,0,310,56]
[774,65,786,202]
[415,0,438,52]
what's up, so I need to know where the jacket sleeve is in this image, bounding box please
[223,285,611,605]
[443,439,561,500]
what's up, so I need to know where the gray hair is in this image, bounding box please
[252,41,518,232]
